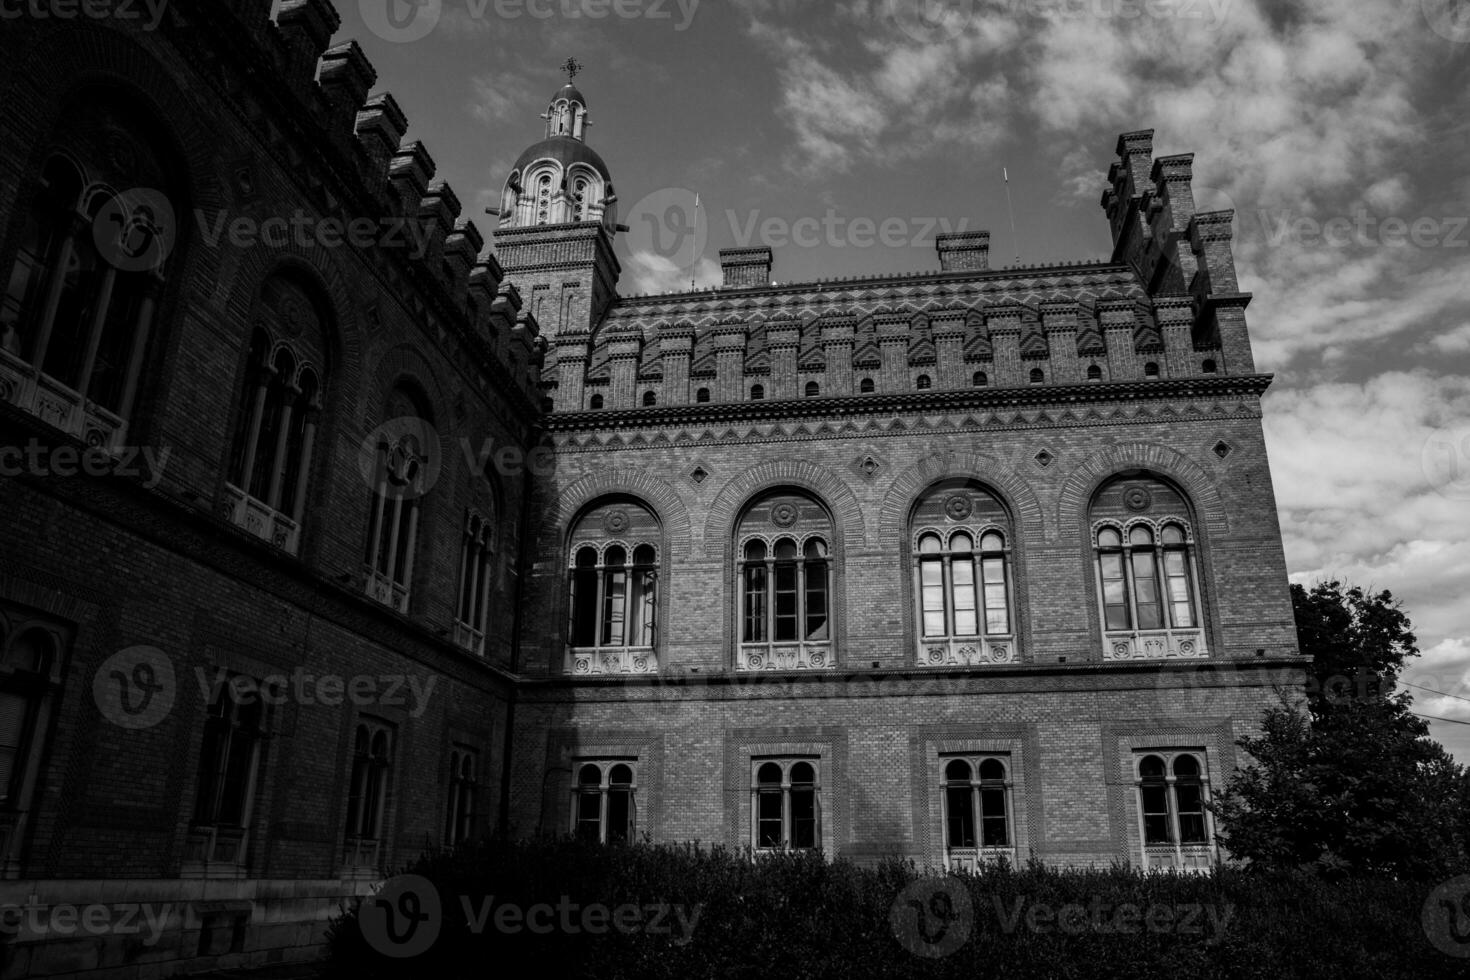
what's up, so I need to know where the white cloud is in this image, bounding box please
[623,250,723,295]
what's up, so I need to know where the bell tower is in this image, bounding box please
[493,60,622,410]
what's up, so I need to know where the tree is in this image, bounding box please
[1210,581,1470,878]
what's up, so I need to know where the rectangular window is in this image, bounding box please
[920,560,946,637]
[803,564,828,641]
[1140,784,1171,843]
[981,557,1008,635]
[631,568,657,646]
[773,562,798,641]
[1099,553,1130,630]
[601,568,627,646]
[570,567,598,647]
[945,786,975,847]
[756,789,783,847]
[951,560,978,636]
[1132,552,1163,630]
[980,787,1008,846]
[1164,551,1194,628]
[790,784,817,849]
[743,565,767,642]
[1175,781,1207,843]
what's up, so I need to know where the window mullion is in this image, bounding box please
[594,561,607,650]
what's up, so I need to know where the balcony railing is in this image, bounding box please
[946,846,1015,872]
[1103,629,1206,661]
[737,642,833,671]
[1142,842,1215,872]
[222,483,300,554]
[918,636,1017,667]
[0,349,127,450]
[569,647,658,675]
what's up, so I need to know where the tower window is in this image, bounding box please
[642,391,656,407]
[750,385,765,401]
[916,375,932,390]
[1087,364,1103,381]
[696,387,711,403]
[1144,362,1160,377]
[589,394,604,409]
[1029,368,1044,384]
[859,378,875,393]
[804,381,819,397]
[1201,359,1217,374]
[972,371,988,387]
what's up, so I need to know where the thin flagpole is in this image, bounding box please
[689,192,701,290]
[1004,168,1020,266]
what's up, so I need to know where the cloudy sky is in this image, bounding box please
[333,0,1470,754]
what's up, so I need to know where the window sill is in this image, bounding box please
[738,643,832,671]
[364,570,410,613]
[569,647,658,675]
[0,349,128,450]
[455,622,486,656]
[1142,842,1214,871]
[918,637,1017,666]
[1104,629,1206,660]
[946,846,1015,871]
[222,483,300,555]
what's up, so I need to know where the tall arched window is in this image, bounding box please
[0,611,66,878]
[572,761,636,844]
[736,491,835,671]
[343,721,393,873]
[187,671,269,871]
[910,484,1017,666]
[0,92,183,449]
[941,756,1014,870]
[752,759,819,851]
[859,377,875,393]
[454,504,498,656]
[566,500,661,675]
[224,273,330,555]
[444,748,478,846]
[1090,476,1206,660]
[1135,751,1214,870]
[363,387,434,614]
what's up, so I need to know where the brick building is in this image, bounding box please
[0,1,1304,975]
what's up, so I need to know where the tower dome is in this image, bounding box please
[498,67,617,231]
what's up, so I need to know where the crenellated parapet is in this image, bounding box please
[1101,129,1254,376]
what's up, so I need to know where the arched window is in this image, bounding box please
[589,393,604,409]
[750,384,765,401]
[1087,364,1103,381]
[911,484,1017,665]
[916,374,932,390]
[941,756,1013,870]
[363,387,433,614]
[1201,359,1217,374]
[0,92,183,449]
[1090,477,1206,660]
[344,722,393,871]
[188,671,269,870]
[454,505,497,656]
[224,273,330,556]
[696,387,711,403]
[1029,368,1044,384]
[736,492,834,671]
[804,381,819,397]
[444,748,478,846]
[1144,361,1160,377]
[572,761,636,844]
[0,615,65,875]
[1135,751,1214,870]
[972,371,987,387]
[859,377,875,393]
[566,500,661,674]
[642,390,656,407]
[752,759,819,851]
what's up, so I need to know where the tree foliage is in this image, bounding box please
[1211,581,1470,878]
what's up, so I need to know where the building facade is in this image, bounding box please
[0,2,1304,976]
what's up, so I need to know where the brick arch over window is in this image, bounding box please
[544,469,693,562]
[1056,444,1228,540]
[370,344,449,430]
[703,461,866,560]
[878,452,1044,550]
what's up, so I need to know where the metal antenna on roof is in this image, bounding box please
[1003,168,1022,266]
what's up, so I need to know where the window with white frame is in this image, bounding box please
[911,484,1017,666]
[1090,477,1206,661]
[0,92,180,451]
[940,756,1014,869]
[1134,750,1214,870]
[363,387,434,614]
[566,500,661,675]
[186,674,269,871]
[751,759,820,851]
[343,721,394,871]
[571,761,636,844]
[0,612,66,878]
[224,274,329,556]
[454,508,498,656]
[737,492,834,671]
[444,748,478,846]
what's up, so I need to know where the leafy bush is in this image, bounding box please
[324,837,1462,979]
